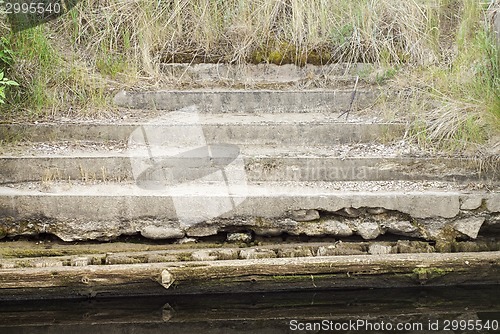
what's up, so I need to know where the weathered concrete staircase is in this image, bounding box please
[0,64,499,298]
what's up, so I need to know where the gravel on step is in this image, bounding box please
[1,179,495,193]
[0,139,462,158]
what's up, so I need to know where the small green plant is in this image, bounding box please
[0,71,19,104]
[375,67,398,84]
[0,37,15,71]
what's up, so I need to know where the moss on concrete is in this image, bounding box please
[412,267,454,281]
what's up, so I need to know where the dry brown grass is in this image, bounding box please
[62,0,449,76]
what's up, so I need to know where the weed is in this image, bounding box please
[0,71,19,104]
[0,37,15,71]
[412,267,453,281]
[375,67,398,85]
[397,0,500,152]
[0,35,18,105]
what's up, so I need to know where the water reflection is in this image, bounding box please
[1,286,499,334]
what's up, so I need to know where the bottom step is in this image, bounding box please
[0,181,499,243]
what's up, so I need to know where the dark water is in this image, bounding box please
[1,286,500,334]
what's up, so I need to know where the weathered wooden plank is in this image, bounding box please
[0,252,498,298]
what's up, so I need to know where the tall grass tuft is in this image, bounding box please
[405,0,500,152]
[59,0,446,71]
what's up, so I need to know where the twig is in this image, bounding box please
[338,75,359,120]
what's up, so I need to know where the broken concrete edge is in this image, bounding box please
[1,192,498,242]
[0,210,487,242]
[0,251,498,298]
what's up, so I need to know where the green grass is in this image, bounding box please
[402,0,500,151]
[0,23,109,117]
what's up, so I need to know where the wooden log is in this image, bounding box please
[0,252,498,298]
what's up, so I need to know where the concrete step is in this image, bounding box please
[0,144,497,183]
[112,89,378,112]
[0,180,498,242]
[0,113,404,144]
[159,63,372,88]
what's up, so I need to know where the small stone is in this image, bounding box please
[291,209,320,222]
[34,259,64,268]
[317,244,365,256]
[453,217,486,239]
[105,255,141,265]
[161,270,174,289]
[277,247,313,258]
[113,90,128,106]
[141,226,185,240]
[186,225,218,237]
[147,254,178,263]
[383,220,420,237]
[416,218,450,240]
[322,220,353,237]
[226,232,253,243]
[239,248,276,259]
[356,222,381,240]
[396,240,434,254]
[460,195,483,210]
[290,222,325,237]
[336,207,360,218]
[316,245,337,256]
[253,228,282,237]
[175,237,197,244]
[486,194,500,212]
[367,207,387,215]
[332,247,366,256]
[368,244,393,255]
[212,249,238,260]
[71,257,90,266]
[1,262,15,269]
[192,250,217,261]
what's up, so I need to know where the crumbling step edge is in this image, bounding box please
[1,189,498,242]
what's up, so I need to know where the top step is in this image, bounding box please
[159,63,372,88]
